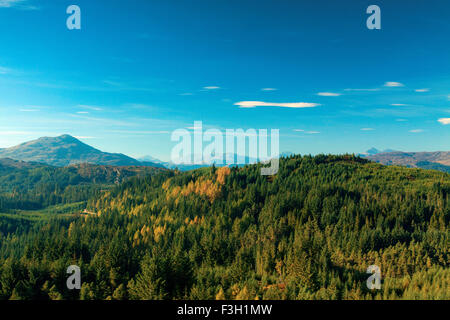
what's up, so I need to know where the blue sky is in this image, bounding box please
[0,0,449,161]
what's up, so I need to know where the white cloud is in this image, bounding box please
[203,86,220,90]
[0,0,22,7]
[0,0,38,9]
[0,130,32,135]
[384,82,404,87]
[415,88,429,92]
[76,111,89,114]
[69,114,136,127]
[74,136,96,139]
[293,129,320,134]
[0,66,12,74]
[105,130,170,135]
[396,119,408,122]
[77,105,103,111]
[438,118,450,125]
[103,80,122,87]
[360,128,375,131]
[235,101,320,109]
[317,92,341,97]
[344,88,380,92]
[409,129,424,133]
[391,104,407,106]
[261,88,277,91]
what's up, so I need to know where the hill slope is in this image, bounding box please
[0,158,165,212]
[367,151,450,171]
[0,135,150,167]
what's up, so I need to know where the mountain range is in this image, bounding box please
[359,148,397,156]
[0,136,449,173]
[366,150,450,172]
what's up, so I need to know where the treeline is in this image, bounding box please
[0,155,448,300]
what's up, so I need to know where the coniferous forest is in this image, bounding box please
[0,155,448,300]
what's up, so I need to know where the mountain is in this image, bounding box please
[138,155,171,168]
[366,151,450,173]
[366,147,381,155]
[358,147,397,157]
[367,151,450,168]
[139,152,293,171]
[138,155,167,164]
[0,135,159,167]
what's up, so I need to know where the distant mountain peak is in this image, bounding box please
[366,147,380,155]
[0,135,158,167]
[359,148,398,157]
[57,134,79,141]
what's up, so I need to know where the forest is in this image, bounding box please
[0,154,448,300]
[0,160,163,212]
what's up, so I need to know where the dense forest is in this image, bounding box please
[0,155,448,300]
[0,160,163,212]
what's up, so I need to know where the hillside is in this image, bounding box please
[0,159,165,212]
[0,158,45,172]
[367,151,450,169]
[0,135,157,167]
[0,155,448,300]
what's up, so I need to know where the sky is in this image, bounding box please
[0,0,449,161]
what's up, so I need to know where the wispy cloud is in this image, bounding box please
[76,111,89,114]
[69,114,137,127]
[0,130,32,135]
[0,66,13,74]
[203,86,221,90]
[104,130,170,135]
[384,82,404,87]
[235,101,320,109]
[0,0,23,7]
[344,88,380,92]
[438,118,450,125]
[415,88,429,92]
[409,129,424,133]
[261,88,277,91]
[391,103,408,106]
[77,105,103,111]
[0,0,38,10]
[317,92,341,97]
[293,129,320,134]
[103,80,123,87]
[17,105,48,112]
[360,128,375,131]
